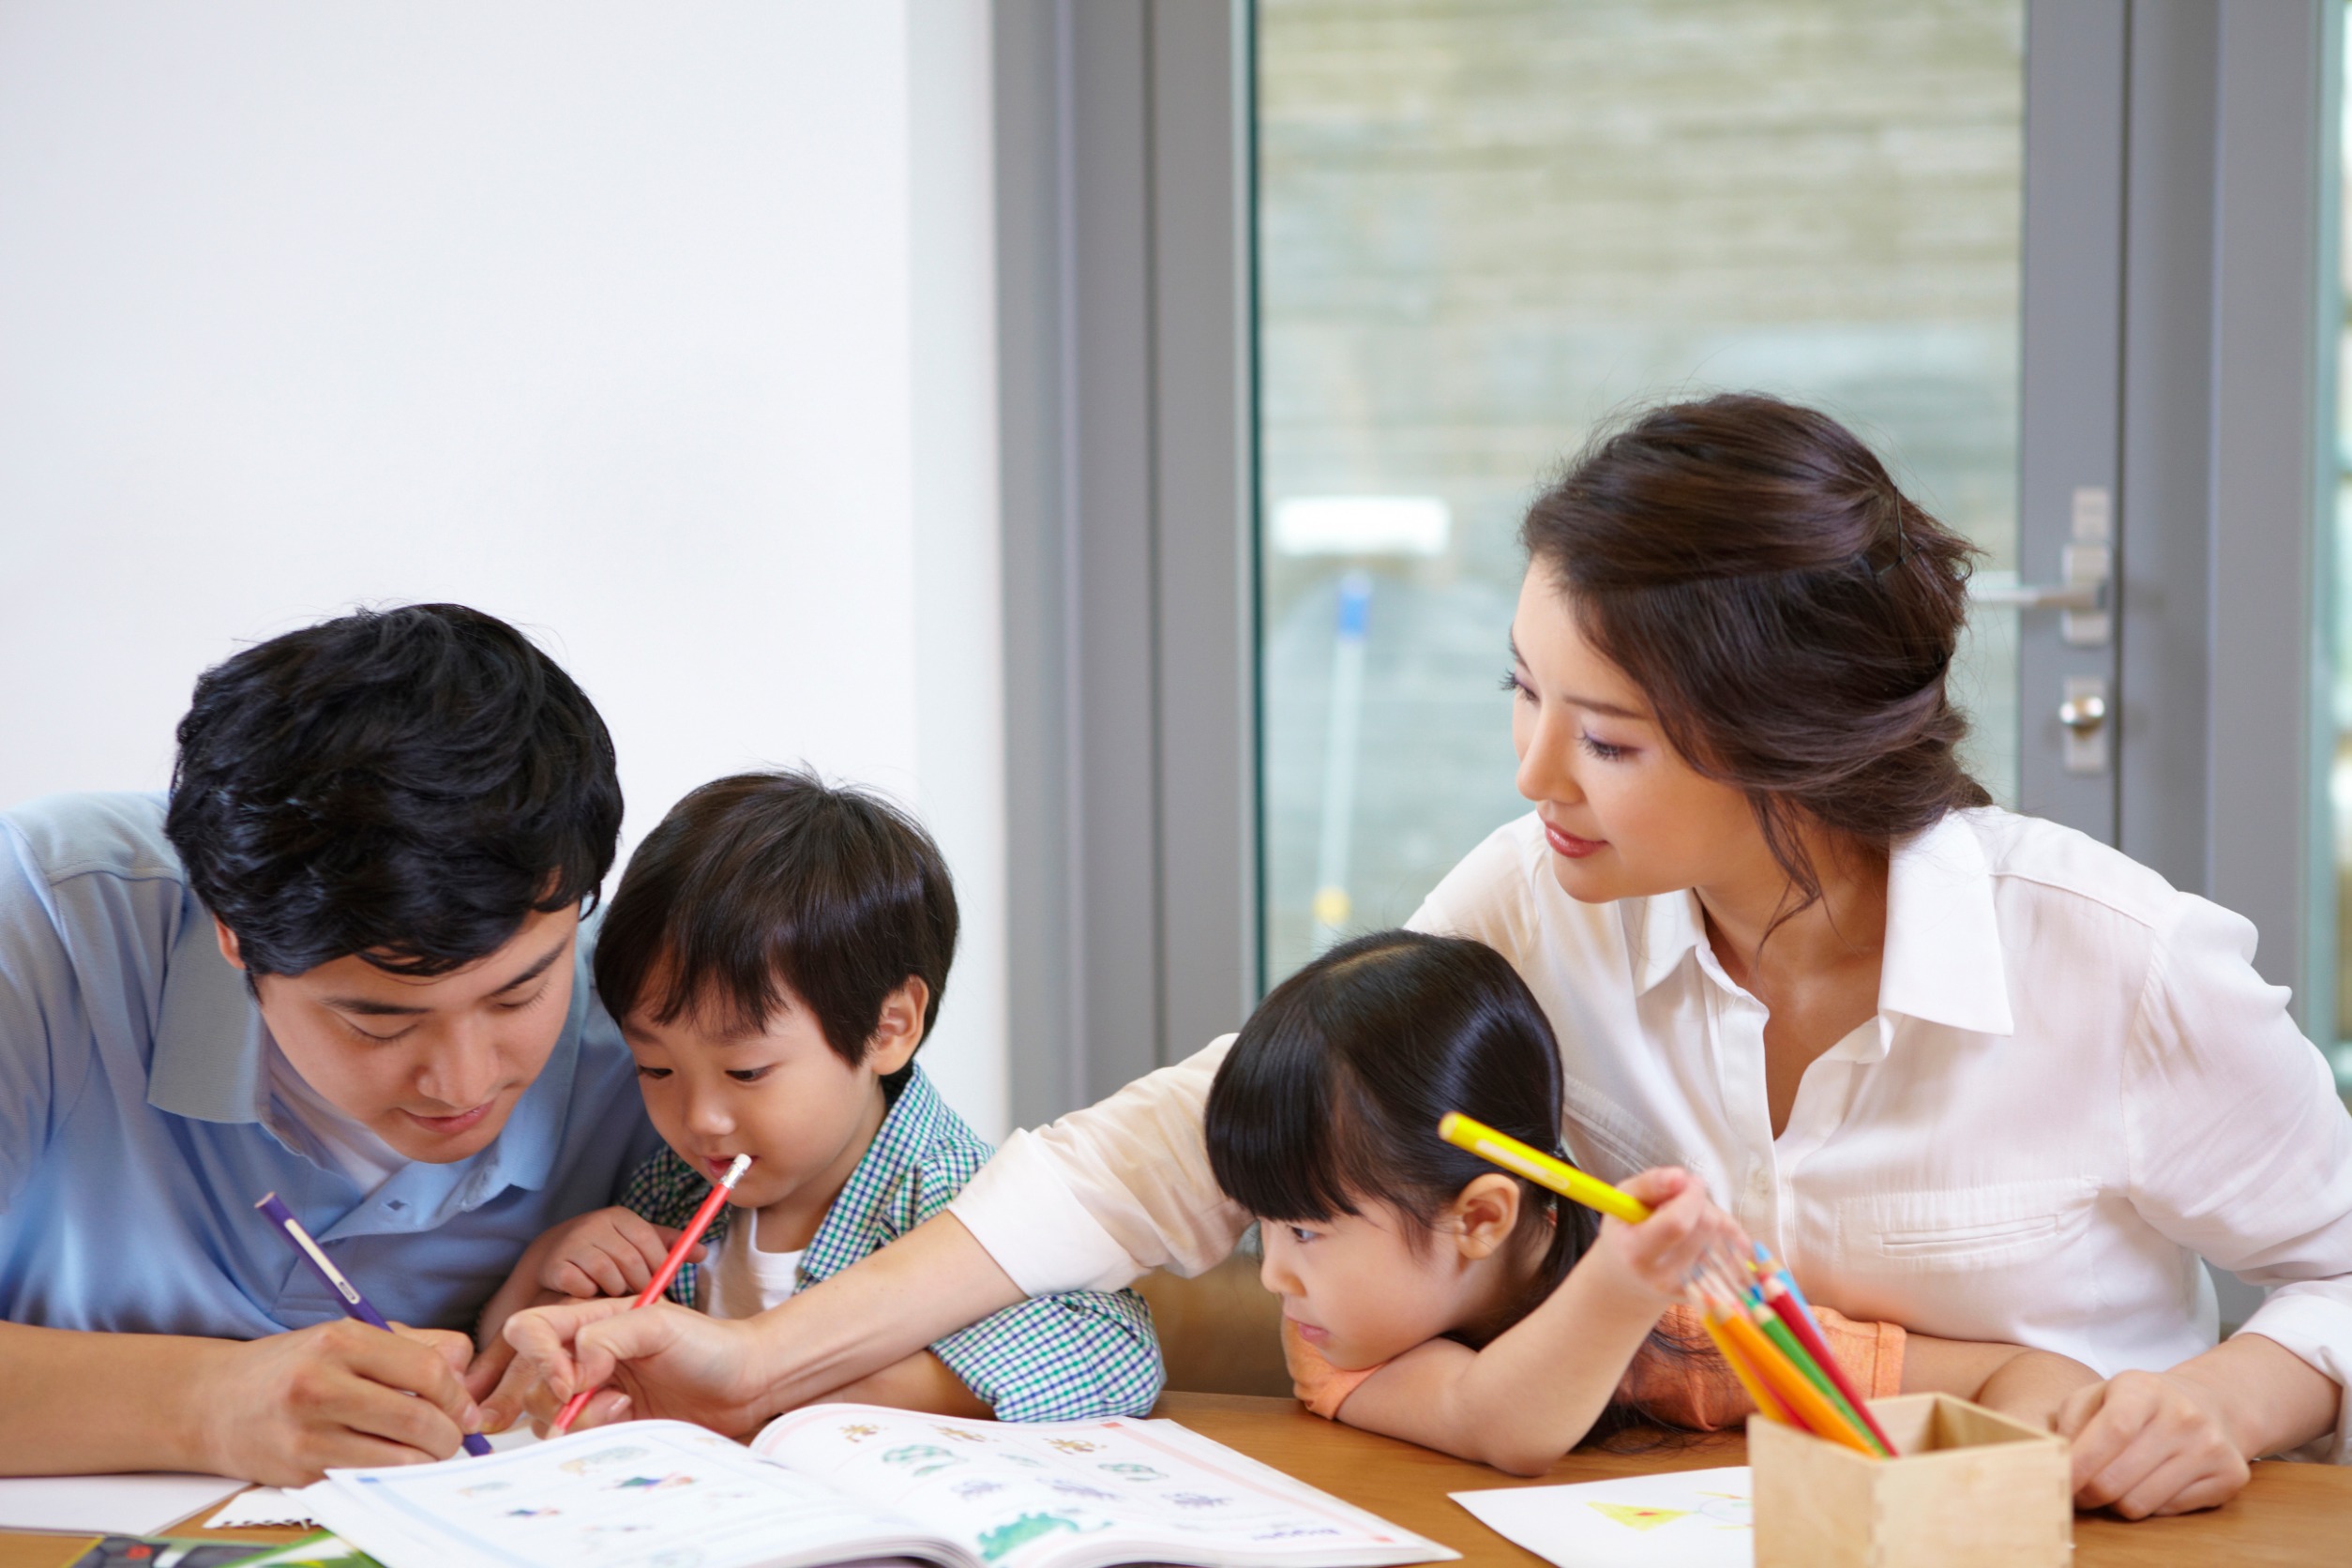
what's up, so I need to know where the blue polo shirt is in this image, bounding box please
[0,792,660,1338]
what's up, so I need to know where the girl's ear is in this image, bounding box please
[862,976,930,1077]
[1443,1173,1524,1261]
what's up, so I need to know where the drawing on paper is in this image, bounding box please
[1588,1502,1687,1531]
[557,1445,648,1476]
[611,1473,697,1491]
[934,1425,992,1443]
[882,1443,963,1477]
[975,1510,1087,1561]
[1098,1463,1164,1483]
[1044,1439,1102,1455]
[837,1423,882,1443]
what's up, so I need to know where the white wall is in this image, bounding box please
[0,1,1009,1137]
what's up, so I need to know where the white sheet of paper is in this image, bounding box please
[0,1470,248,1535]
[1450,1466,1754,1568]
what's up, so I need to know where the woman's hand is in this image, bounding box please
[501,1295,775,1437]
[1587,1168,1746,1308]
[2055,1369,2249,1518]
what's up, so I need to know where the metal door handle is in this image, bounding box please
[2058,693,2107,732]
[1968,542,2112,645]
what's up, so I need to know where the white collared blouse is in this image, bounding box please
[949,807,2352,1459]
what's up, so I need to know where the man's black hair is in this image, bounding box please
[165,603,622,977]
[593,769,957,1074]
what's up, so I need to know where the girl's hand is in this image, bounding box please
[532,1207,703,1300]
[1588,1168,1744,1308]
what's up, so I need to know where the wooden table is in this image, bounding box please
[3,1393,2347,1568]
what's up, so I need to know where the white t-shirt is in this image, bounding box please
[264,1034,410,1196]
[700,1206,805,1319]
[947,807,2352,1462]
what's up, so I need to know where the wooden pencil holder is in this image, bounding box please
[1749,1393,2072,1568]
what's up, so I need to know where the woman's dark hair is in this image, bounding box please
[593,769,957,1076]
[165,603,622,978]
[1522,393,1990,915]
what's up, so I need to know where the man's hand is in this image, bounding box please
[503,1296,771,1437]
[195,1319,482,1486]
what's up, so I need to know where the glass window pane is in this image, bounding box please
[1256,0,2028,984]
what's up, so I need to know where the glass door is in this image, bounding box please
[1254,0,2030,982]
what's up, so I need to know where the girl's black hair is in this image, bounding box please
[1206,928,1693,1440]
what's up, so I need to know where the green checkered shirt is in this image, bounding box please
[619,1063,1163,1422]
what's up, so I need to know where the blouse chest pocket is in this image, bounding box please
[1835,1176,2097,1274]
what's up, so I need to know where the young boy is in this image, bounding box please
[489,769,1163,1421]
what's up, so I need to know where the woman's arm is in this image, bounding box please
[496,1211,1027,1434]
[497,1040,1251,1434]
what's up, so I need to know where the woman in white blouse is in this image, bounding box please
[505,395,2352,1517]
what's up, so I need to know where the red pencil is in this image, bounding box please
[1752,1260,1900,1456]
[551,1153,753,1434]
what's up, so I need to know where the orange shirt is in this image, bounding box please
[1282,1303,1905,1428]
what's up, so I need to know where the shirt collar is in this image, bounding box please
[1624,809,2013,1037]
[148,889,268,1123]
[802,1065,953,1277]
[1629,886,1708,995]
[1877,808,2014,1037]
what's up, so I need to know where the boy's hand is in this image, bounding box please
[533,1206,703,1300]
[1588,1168,1745,1309]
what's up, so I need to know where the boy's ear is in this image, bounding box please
[1445,1173,1523,1262]
[862,976,931,1077]
[213,915,247,972]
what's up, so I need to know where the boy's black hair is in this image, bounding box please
[1207,929,1700,1439]
[165,603,622,978]
[593,769,957,1072]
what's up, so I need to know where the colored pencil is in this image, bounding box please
[1747,1290,1889,1455]
[1716,1305,1877,1456]
[1750,1252,1900,1455]
[1697,1303,1797,1425]
[256,1192,492,1457]
[1438,1112,1651,1224]
[551,1153,753,1435]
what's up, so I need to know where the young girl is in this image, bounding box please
[1206,928,2097,1475]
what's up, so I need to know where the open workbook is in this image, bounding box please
[294,1404,1456,1568]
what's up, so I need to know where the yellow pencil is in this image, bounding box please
[1697,1307,1794,1425]
[1438,1111,1652,1224]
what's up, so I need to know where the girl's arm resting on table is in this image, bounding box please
[1325,1168,1734,1476]
[496,1210,1026,1435]
[1328,1268,1664,1475]
[0,1318,479,1485]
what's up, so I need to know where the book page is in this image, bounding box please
[298,1419,963,1568]
[753,1406,1454,1568]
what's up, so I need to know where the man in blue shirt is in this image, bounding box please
[0,605,660,1484]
